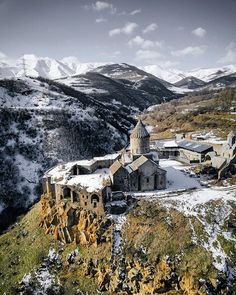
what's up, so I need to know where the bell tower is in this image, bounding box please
[130,119,150,155]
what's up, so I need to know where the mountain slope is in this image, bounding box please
[187,65,236,82]
[174,76,206,89]
[203,73,236,90]
[0,55,106,79]
[0,76,135,230]
[142,88,236,140]
[0,188,235,294]
[58,64,177,108]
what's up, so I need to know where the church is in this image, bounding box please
[42,120,167,215]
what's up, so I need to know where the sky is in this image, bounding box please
[0,0,236,70]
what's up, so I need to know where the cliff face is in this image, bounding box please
[6,189,232,295]
[40,194,112,246]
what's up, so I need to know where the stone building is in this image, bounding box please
[205,131,236,178]
[178,140,213,163]
[43,120,166,215]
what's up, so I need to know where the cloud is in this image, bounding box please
[128,36,163,49]
[0,51,7,60]
[159,60,180,68]
[85,1,116,14]
[109,22,138,37]
[192,27,207,38]
[95,17,107,23]
[136,50,163,61]
[218,42,236,64]
[171,46,207,57]
[130,9,141,16]
[142,23,158,34]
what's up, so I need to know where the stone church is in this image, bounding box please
[42,120,166,215]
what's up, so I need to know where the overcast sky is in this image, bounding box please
[0,0,235,70]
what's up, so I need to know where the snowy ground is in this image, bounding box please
[131,158,236,275]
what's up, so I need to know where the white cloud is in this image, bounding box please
[130,8,141,16]
[85,1,116,14]
[218,42,236,64]
[0,51,7,60]
[136,50,163,61]
[109,28,121,37]
[171,46,207,57]
[95,17,107,23]
[92,1,113,11]
[192,27,207,38]
[142,23,158,34]
[128,35,163,49]
[109,22,138,37]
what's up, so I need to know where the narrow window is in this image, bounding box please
[93,202,97,208]
[85,202,87,206]
[147,177,149,183]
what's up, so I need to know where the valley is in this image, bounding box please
[0,62,236,294]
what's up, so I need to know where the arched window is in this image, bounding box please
[91,194,99,204]
[91,194,99,209]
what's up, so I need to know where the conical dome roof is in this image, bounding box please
[130,119,150,139]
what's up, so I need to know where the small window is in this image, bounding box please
[147,177,149,183]
[85,202,87,206]
[86,196,88,199]
[93,202,97,208]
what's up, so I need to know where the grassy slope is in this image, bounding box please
[123,200,217,280]
[0,202,112,294]
[0,198,235,294]
[0,203,56,293]
[142,88,236,139]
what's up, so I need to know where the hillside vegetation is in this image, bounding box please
[142,88,236,139]
[0,192,235,294]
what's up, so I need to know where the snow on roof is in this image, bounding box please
[94,153,120,161]
[45,159,95,181]
[163,140,178,148]
[66,169,110,192]
[45,153,120,180]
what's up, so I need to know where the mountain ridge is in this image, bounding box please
[0,54,236,85]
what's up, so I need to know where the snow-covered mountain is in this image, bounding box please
[57,63,177,107]
[143,65,186,84]
[0,54,235,86]
[0,55,106,80]
[144,64,236,84]
[187,65,236,82]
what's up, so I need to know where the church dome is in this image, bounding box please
[130,120,150,139]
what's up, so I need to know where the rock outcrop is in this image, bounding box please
[40,194,112,246]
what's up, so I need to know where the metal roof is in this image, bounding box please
[178,140,213,153]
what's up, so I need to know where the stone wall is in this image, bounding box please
[131,137,150,155]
